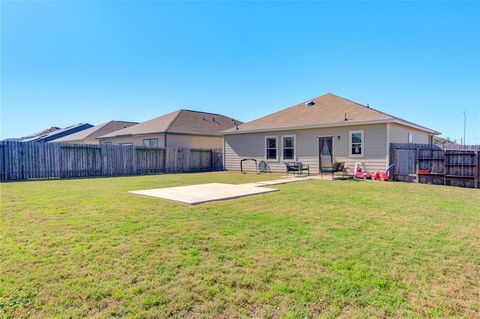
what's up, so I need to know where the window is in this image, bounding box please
[265,136,278,160]
[408,133,413,144]
[282,135,296,160]
[349,130,364,157]
[143,138,158,147]
[120,143,133,146]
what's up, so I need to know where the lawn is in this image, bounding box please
[1,172,479,319]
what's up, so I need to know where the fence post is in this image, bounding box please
[413,147,419,183]
[184,148,190,173]
[101,144,108,176]
[165,145,176,173]
[0,142,4,181]
[132,146,137,175]
[173,146,178,173]
[389,144,394,176]
[20,143,25,180]
[210,149,215,172]
[475,151,479,188]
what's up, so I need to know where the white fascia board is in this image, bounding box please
[223,119,438,135]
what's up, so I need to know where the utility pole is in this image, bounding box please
[463,111,466,146]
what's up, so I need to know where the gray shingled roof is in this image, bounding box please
[99,110,242,138]
[54,121,138,142]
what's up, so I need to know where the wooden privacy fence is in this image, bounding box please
[390,143,480,188]
[0,141,223,182]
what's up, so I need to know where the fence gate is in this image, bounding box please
[390,143,480,188]
[391,149,416,182]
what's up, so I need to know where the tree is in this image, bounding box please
[434,136,458,145]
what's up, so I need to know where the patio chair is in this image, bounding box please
[331,162,348,178]
[321,161,348,178]
[284,162,310,176]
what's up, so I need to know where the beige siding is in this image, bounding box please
[100,134,166,147]
[100,133,222,149]
[389,124,431,144]
[166,134,223,148]
[79,138,101,145]
[61,138,101,145]
[225,124,388,174]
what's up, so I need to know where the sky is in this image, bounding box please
[1,1,479,143]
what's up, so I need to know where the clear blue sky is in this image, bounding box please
[1,1,479,143]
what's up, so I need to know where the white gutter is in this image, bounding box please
[222,119,439,135]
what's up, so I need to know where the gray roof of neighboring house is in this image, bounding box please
[98,110,243,139]
[4,127,61,142]
[54,120,138,142]
[223,93,438,135]
[24,123,94,142]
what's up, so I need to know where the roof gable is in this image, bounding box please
[167,110,241,135]
[99,110,182,138]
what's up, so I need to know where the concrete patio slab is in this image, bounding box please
[129,183,278,205]
[252,177,311,186]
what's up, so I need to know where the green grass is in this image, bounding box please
[1,172,479,318]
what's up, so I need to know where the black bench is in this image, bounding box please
[284,162,309,176]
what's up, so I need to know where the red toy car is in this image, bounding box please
[371,164,395,181]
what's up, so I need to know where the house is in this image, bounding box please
[53,121,138,144]
[98,109,242,149]
[222,93,439,174]
[17,123,94,143]
[4,126,61,142]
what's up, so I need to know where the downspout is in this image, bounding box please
[164,134,168,173]
[223,137,226,171]
[386,124,391,169]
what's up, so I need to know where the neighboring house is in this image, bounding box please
[222,93,439,174]
[19,123,94,143]
[53,121,138,144]
[4,126,61,142]
[98,109,242,149]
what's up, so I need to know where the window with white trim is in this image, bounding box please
[349,130,364,156]
[408,132,413,144]
[143,138,158,147]
[282,135,295,160]
[265,136,278,160]
[120,143,133,146]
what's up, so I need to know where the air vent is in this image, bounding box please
[305,101,316,107]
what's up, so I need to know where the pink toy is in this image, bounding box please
[353,162,371,179]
